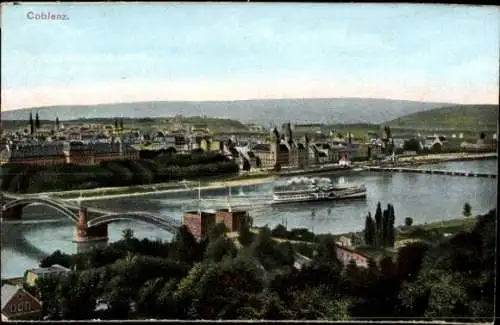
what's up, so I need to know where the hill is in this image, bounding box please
[1,98,452,125]
[387,104,499,131]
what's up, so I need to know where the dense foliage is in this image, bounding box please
[27,208,495,321]
[363,202,395,248]
[0,151,239,193]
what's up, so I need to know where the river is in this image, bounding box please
[1,159,497,278]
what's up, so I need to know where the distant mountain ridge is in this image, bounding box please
[1,98,454,125]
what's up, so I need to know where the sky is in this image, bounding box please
[1,3,499,111]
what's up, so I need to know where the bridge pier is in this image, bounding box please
[73,205,109,253]
[1,205,23,220]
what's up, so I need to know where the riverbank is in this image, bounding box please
[55,174,278,202]
[46,165,353,201]
[395,152,497,166]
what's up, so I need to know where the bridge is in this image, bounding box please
[365,166,497,178]
[1,192,183,246]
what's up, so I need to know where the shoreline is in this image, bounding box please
[7,152,496,202]
[62,175,278,202]
[395,152,497,165]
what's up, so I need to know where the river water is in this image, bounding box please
[2,159,497,278]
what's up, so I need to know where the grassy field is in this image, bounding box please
[417,217,477,233]
[387,104,498,131]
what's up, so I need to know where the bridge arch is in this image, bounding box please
[2,198,79,222]
[87,212,182,235]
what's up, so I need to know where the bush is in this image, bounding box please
[0,164,29,191]
[405,217,413,227]
[101,161,134,186]
[271,224,289,239]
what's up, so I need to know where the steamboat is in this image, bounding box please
[272,176,366,204]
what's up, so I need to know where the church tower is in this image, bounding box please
[270,127,280,166]
[283,122,297,167]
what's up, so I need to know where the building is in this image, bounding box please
[246,123,267,133]
[357,139,385,160]
[183,209,253,240]
[335,235,353,248]
[215,209,252,233]
[183,211,217,240]
[330,141,357,162]
[335,245,369,268]
[1,142,67,165]
[200,137,224,152]
[1,283,42,321]
[250,144,274,168]
[64,140,139,165]
[423,134,447,150]
[188,123,209,134]
[151,131,176,149]
[460,134,497,152]
[64,141,94,164]
[24,264,71,287]
[88,141,122,163]
[243,126,351,169]
[122,130,144,144]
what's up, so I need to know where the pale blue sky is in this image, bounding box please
[1,3,499,110]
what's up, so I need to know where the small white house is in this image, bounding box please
[424,134,447,149]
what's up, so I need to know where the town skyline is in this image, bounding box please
[2,3,499,111]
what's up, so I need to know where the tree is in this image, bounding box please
[271,224,288,239]
[403,139,421,152]
[29,112,34,134]
[385,126,392,139]
[405,217,413,227]
[208,222,229,241]
[135,277,166,317]
[114,119,119,130]
[56,116,60,130]
[430,142,442,153]
[387,204,396,247]
[35,112,41,129]
[249,228,295,270]
[463,202,472,217]
[172,225,203,264]
[363,212,375,247]
[239,221,254,247]
[122,228,134,242]
[119,119,124,130]
[382,208,389,247]
[397,241,429,282]
[255,157,262,168]
[204,236,238,263]
[479,132,485,140]
[242,159,251,171]
[34,273,63,319]
[374,202,382,247]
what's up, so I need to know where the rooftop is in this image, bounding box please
[1,283,19,309]
[28,264,71,276]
